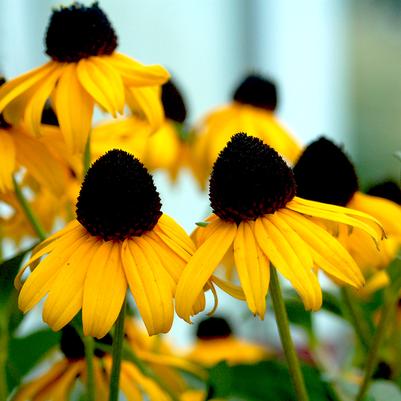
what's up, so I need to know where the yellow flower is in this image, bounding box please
[175,133,383,322]
[293,137,401,273]
[190,75,302,189]
[15,149,196,338]
[0,3,169,154]
[92,79,190,182]
[187,316,270,366]
[181,390,226,401]
[12,325,173,401]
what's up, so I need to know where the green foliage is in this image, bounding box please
[206,360,339,401]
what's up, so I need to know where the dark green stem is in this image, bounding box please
[0,316,8,401]
[341,287,371,351]
[83,336,95,401]
[269,267,309,401]
[108,297,126,401]
[13,176,46,241]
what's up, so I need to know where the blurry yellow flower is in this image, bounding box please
[187,316,269,366]
[0,3,169,154]
[176,134,383,322]
[294,137,401,273]
[190,75,302,189]
[181,390,226,401]
[92,80,190,181]
[15,150,197,338]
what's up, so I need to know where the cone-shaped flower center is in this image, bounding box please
[293,137,358,206]
[209,133,296,223]
[76,149,162,241]
[233,75,277,111]
[196,317,232,340]
[162,80,187,123]
[367,181,401,205]
[45,3,118,62]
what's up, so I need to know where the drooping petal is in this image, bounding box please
[254,216,322,311]
[175,219,237,322]
[54,63,94,154]
[122,237,174,335]
[82,241,127,338]
[233,221,269,317]
[280,209,365,287]
[77,57,124,116]
[42,237,98,331]
[109,53,169,86]
[211,275,246,300]
[0,130,15,192]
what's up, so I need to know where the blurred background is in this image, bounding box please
[0,0,400,351]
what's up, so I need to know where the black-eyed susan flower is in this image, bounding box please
[15,149,199,338]
[190,75,302,189]
[12,325,173,401]
[0,3,169,154]
[92,79,190,181]
[293,137,401,273]
[186,316,269,366]
[175,133,383,322]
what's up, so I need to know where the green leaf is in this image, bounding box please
[206,360,338,401]
[368,380,401,401]
[6,329,60,391]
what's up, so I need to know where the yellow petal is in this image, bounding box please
[122,237,174,335]
[77,57,124,116]
[0,130,15,192]
[175,219,237,322]
[254,216,322,311]
[83,241,127,338]
[42,237,98,331]
[109,53,169,86]
[211,275,245,300]
[233,221,269,317]
[54,63,94,154]
[280,209,365,287]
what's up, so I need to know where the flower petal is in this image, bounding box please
[0,130,15,192]
[175,219,237,322]
[83,241,127,338]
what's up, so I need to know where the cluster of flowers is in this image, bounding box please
[1,2,401,401]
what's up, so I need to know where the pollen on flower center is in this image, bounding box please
[293,137,359,206]
[45,2,118,62]
[209,133,296,223]
[76,149,162,241]
[162,80,187,123]
[196,317,232,340]
[233,75,278,111]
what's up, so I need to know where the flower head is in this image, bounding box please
[190,75,302,188]
[16,149,198,338]
[0,3,169,154]
[176,133,383,321]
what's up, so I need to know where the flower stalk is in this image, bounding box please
[269,266,309,401]
[83,335,95,401]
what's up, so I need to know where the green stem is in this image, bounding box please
[83,133,91,177]
[355,292,395,401]
[269,267,309,401]
[0,316,8,401]
[83,336,95,401]
[12,176,46,241]
[108,297,126,401]
[340,287,371,351]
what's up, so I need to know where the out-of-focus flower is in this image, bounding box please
[190,75,302,189]
[0,3,169,154]
[293,137,401,276]
[15,150,202,338]
[186,316,269,366]
[175,133,383,322]
[92,79,190,181]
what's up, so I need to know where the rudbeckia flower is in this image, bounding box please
[0,3,169,153]
[190,75,302,189]
[175,133,383,322]
[92,79,190,181]
[13,325,174,401]
[293,137,401,272]
[186,316,269,366]
[15,149,198,338]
